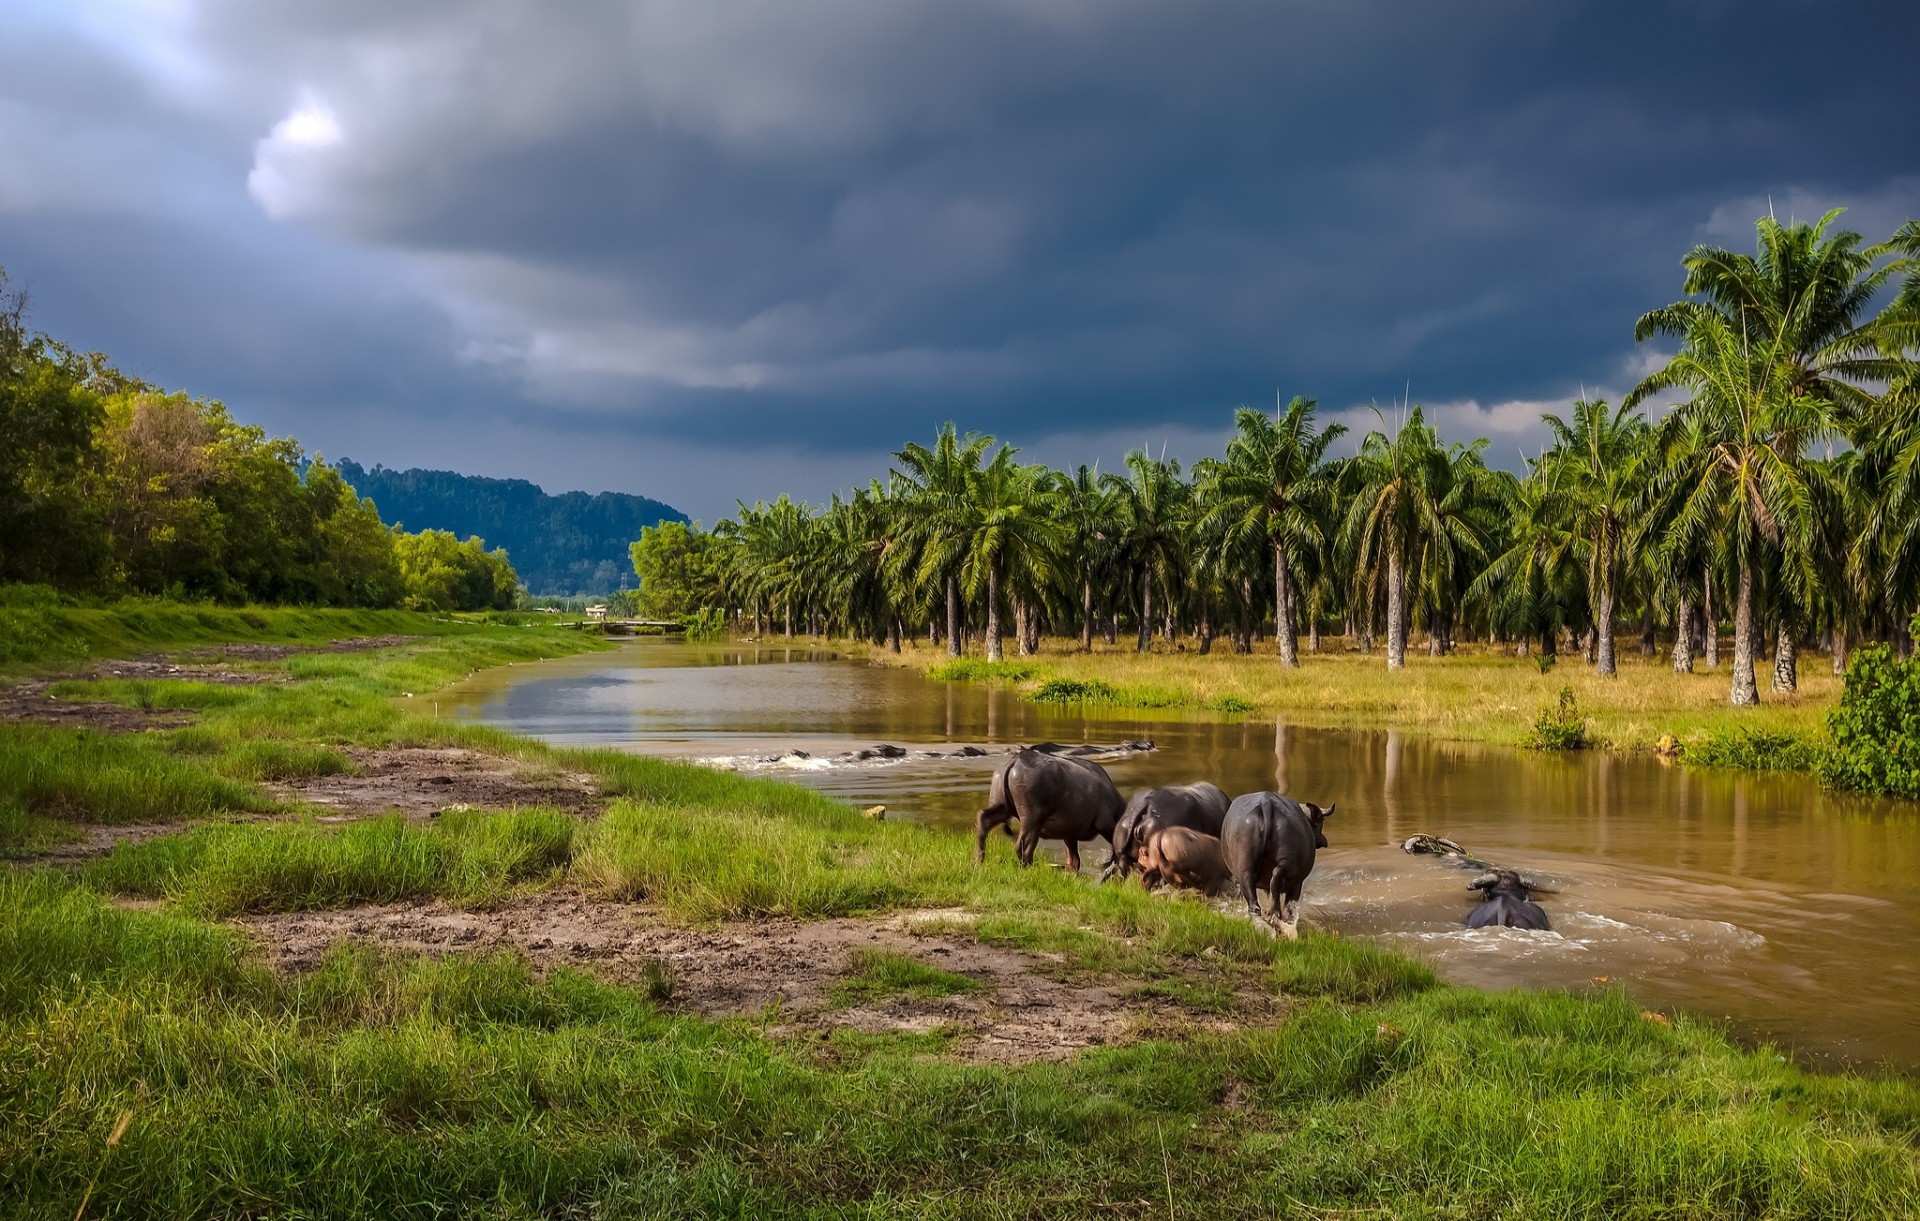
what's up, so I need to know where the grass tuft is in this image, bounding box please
[831,949,983,1005]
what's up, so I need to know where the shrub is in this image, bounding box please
[1526,686,1588,750]
[1821,645,1920,797]
[1688,727,1827,773]
[1029,677,1121,704]
[1209,694,1256,714]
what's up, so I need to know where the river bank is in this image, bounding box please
[877,637,1842,766]
[3,612,1916,1216]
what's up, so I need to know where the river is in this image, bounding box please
[434,638,1920,1072]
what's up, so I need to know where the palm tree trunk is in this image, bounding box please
[784,602,792,638]
[1386,550,1407,670]
[1639,603,1656,656]
[1703,580,1720,669]
[1080,579,1094,652]
[1831,624,1848,676]
[1771,623,1797,693]
[945,574,962,657]
[1308,607,1321,654]
[1730,562,1759,706]
[1671,594,1694,674]
[1104,610,1117,645]
[1014,598,1031,658]
[1595,581,1617,677]
[984,561,1004,662]
[1198,602,1213,654]
[886,616,901,653]
[1137,570,1153,653]
[1273,542,1298,666]
[1025,604,1040,654]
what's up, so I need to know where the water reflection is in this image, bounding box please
[436,638,1920,1072]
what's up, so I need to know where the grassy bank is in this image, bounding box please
[3,610,1917,1216]
[897,638,1841,763]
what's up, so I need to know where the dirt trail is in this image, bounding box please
[272,746,602,818]
[244,895,1268,1063]
[1,636,412,731]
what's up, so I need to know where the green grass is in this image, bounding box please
[82,808,579,916]
[2,873,1916,1218]
[0,723,270,826]
[925,657,1039,682]
[6,604,1920,1216]
[830,949,983,1004]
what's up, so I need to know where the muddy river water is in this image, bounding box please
[436,639,1920,1071]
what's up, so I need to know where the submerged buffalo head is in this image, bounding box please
[1467,868,1532,899]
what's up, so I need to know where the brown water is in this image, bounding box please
[434,639,1920,1071]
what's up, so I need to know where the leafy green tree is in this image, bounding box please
[630,521,723,620]
[892,424,994,656]
[1104,450,1190,652]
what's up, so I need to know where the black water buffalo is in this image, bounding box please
[1221,792,1335,936]
[1137,826,1232,896]
[1103,781,1229,882]
[975,747,1126,870]
[1464,869,1551,930]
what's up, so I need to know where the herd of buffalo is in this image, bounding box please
[975,746,1552,935]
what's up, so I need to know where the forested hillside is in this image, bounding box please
[337,461,686,595]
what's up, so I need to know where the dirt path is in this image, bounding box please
[271,746,602,818]
[243,895,1270,1062]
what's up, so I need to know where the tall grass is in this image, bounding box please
[0,723,269,825]
[82,809,579,916]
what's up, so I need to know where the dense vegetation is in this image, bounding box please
[338,460,685,596]
[646,212,1920,716]
[0,270,519,611]
[1,618,1915,1216]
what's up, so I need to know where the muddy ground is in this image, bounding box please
[1,636,411,731]
[274,746,603,818]
[244,895,1272,1063]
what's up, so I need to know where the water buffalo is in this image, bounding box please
[1137,826,1231,896]
[1103,781,1229,882]
[1221,792,1335,937]
[1465,869,1551,930]
[975,747,1125,870]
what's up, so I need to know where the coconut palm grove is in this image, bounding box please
[638,213,1920,709]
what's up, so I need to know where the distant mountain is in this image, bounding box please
[336,461,688,595]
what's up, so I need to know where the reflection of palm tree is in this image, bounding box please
[1382,729,1403,842]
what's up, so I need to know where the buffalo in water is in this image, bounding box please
[1465,869,1551,930]
[975,747,1125,871]
[1103,782,1229,882]
[1135,826,1232,896]
[1221,792,1335,937]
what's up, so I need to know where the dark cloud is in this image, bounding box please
[3,0,1918,521]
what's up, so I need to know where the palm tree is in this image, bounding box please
[1201,397,1346,666]
[1341,406,1450,669]
[1539,397,1651,677]
[1104,450,1189,652]
[957,451,1064,662]
[1467,467,1580,657]
[1631,311,1827,705]
[1635,209,1898,427]
[892,424,994,656]
[1055,464,1119,651]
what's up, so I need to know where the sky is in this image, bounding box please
[3,0,1918,523]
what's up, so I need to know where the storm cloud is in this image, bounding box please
[5,0,1917,519]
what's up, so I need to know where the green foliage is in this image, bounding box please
[1527,685,1590,750]
[629,519,723,619]
[1209,693,1256,713]
[1029,677,1121,703]
[926,657,1038,682]
[1821,645,1920,796]
[830,949,982,1004]
[681,606,727,640]
[393,528,520,611]
[1688,726,1828,773]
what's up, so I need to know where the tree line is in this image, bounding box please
[0,268,519,611]
[633,211,1920,707]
